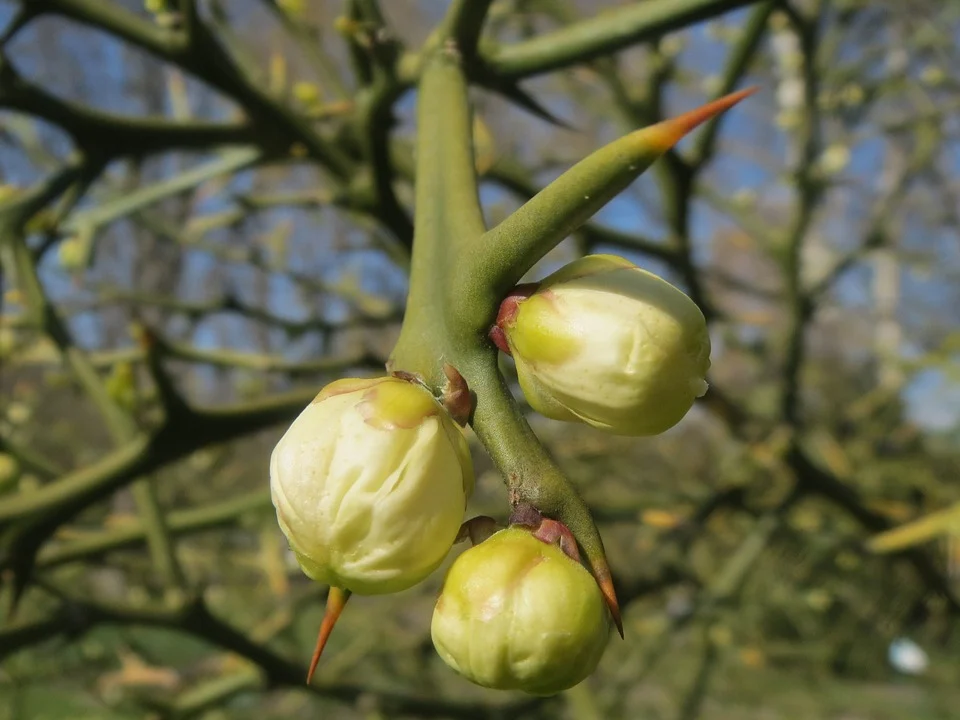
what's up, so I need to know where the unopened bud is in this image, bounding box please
[431,527,610,695]
[493,254,710,436]
[271,376,474,595]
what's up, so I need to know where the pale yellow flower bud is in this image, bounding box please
[271,376,474,595]
[495,255,710,436]
[431,527,610,695]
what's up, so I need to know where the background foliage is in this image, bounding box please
[1,0,960,718]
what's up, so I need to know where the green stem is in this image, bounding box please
[34,0,355,180]
[389,45,485,384]
[1,66,254,156]
[0,435,63,479]
[0,382,327,524]
[37,489,271,568]
[132,478,187,589]
[486,0,761,80]
[456,349,621,629]
[30,0,178,57]
[61,148,262,235]
[389,14,625,631]
[439,0,496,58]
[0,434,154,523]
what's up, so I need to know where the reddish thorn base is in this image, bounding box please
[488,324,511,355]
[489,284,538,354]
[533,518,583,564]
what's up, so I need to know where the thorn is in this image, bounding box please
[490,81,577,130]
[640,86,759,151]
[306,587,352,684]
[667,86,759,135]
[595,570,624,639]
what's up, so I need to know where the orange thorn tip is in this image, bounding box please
[595,571,623,639]
[306,587,352,684]
[643,86,760,150]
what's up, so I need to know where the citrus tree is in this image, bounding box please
[2,1,959,718]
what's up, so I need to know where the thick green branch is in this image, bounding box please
[0,434,64,479]
[439,0,496,59]
[25,0,179,57]
[414,49,487,247]
[30,0,354,180]
[389,45,485,383]
[60,148,262,236]
[484,0,761,80]
[0,64,255,156]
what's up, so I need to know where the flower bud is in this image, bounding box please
[495,254,710,436]
[271,376,474,595]
[431,527,610,695]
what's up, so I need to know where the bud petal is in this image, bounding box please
[499,254,710,436]
[431,527,610,695]
[271,376,474,595]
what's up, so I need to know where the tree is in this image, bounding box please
[1,1,959,718]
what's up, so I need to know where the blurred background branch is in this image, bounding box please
[1,0,958,718]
